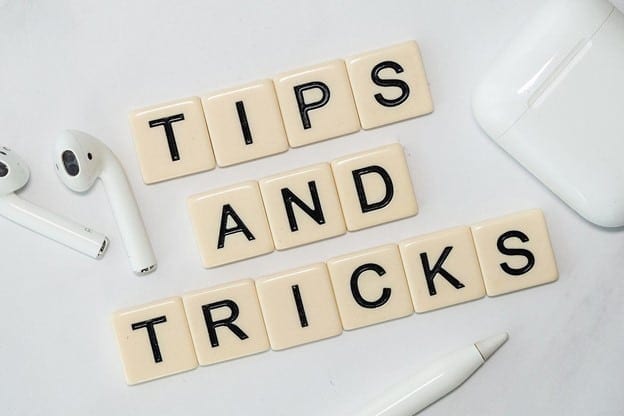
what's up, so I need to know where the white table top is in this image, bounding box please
[1,0,623,414]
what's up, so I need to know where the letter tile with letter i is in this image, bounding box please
[112,297,198,385]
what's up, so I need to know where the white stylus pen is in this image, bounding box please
[360,332,509,416]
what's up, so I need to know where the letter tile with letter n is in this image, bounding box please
[346,41,433,129]
[187,181,274,268]
[327,244,414,330]
[331,143,418,231]
[259,163,346,250]
[183,279,270,366]
[471,209,558,296]
[399,226,485,312]
[274,60,361,147]
[202,80,289,167]
[112,297,198,385]
[255,263,343,350]
[129,97,216,184]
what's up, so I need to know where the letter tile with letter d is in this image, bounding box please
[471,209,558,296]
[331,143,418,231]
[112,297,198,385]
[183,279,270,366]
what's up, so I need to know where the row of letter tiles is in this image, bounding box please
[113,208,558,384]
[187,143,418,267]
[128,40,433,184]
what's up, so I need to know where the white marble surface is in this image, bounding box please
[1,0,623,414]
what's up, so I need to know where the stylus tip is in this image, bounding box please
[475,332,509,361]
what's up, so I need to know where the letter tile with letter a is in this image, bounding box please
[255,263,343,350]
[327,244,413,330]
[346,41,433,129]
[183,279,270,366]
[112,297,198,385]
[331,143,418,231]
[399,226,485,312]
[274,60,361,147]
[471,209,558,296]
[129,97,216,184]
[259,163,346,249]
[202,80,289,167]
[187,181,274,268]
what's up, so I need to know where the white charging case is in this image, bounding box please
[473,0,624,227]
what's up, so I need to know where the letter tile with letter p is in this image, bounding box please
[332,143,418,231]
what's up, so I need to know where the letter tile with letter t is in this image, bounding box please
[331,143,418,231]
[259,163,346,249]
[129,97,216,184]
[327,244,414,330]
[112,297,198,385]
[346,41,433,129]
[183,279,270,366]
[187,181,275,268]
[399,226,485,312]
[471,209,558,296]
[255,263,343,350]
[274,60,361,147]
[202,80,289,167]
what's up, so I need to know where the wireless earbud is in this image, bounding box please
[54,130,157,275]
[0,146,108,259]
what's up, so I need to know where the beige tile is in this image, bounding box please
[259,163,346,250]
[255,263,343,350]
[129,97,216,184]
[183,279,269,366]
[471,209,558,296]
[112,297,198,385]
[202,80,289,167]
[399,226,485,312]
[274,60,361,147]
[331,143,418,231]
[187,181,274,268]
[327,244,413,330]
[346,41,433,129]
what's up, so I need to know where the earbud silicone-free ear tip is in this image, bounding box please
[0,147,30,194]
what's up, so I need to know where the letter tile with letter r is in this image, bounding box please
[327,244,413,330]
[255,263,343,350]
[112,297,198,385]
[471,209,558,296]
[129,97,216,184]
[273,60,360,147]
[187,181,274,268]
[259,163,346,250]
[331,143,418,231]
[399,226,485,312]
[183,279,270,366]
[346,41,433,129]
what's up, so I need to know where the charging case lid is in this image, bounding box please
[473,0,624,227]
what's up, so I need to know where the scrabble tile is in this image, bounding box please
[327,244,413,330]
[129,97,216,184]
[187,181,274,268]
[259,163,346,250]
[202,80,289,167]
[255,263,343,350]
[471,209,558,296]
[274,60,361,147]
[331,143,418,231]
[399,226,485,312]
[112,297,198,385]
[346,41,433,129]
[183,279,270,366]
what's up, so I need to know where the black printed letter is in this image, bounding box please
[371,61,410,107]
[350,263,391,308]
[420,247,465,296]
[291,285,309,327]
[352,165,394,213]
[148,114,185,161]
[235,101,253,145]
[131,316,167,363]
[497,230,535,276]
[217,204,255,249]
[281,181,326,232]
[202,300,249,347]
[293,81,331,129]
